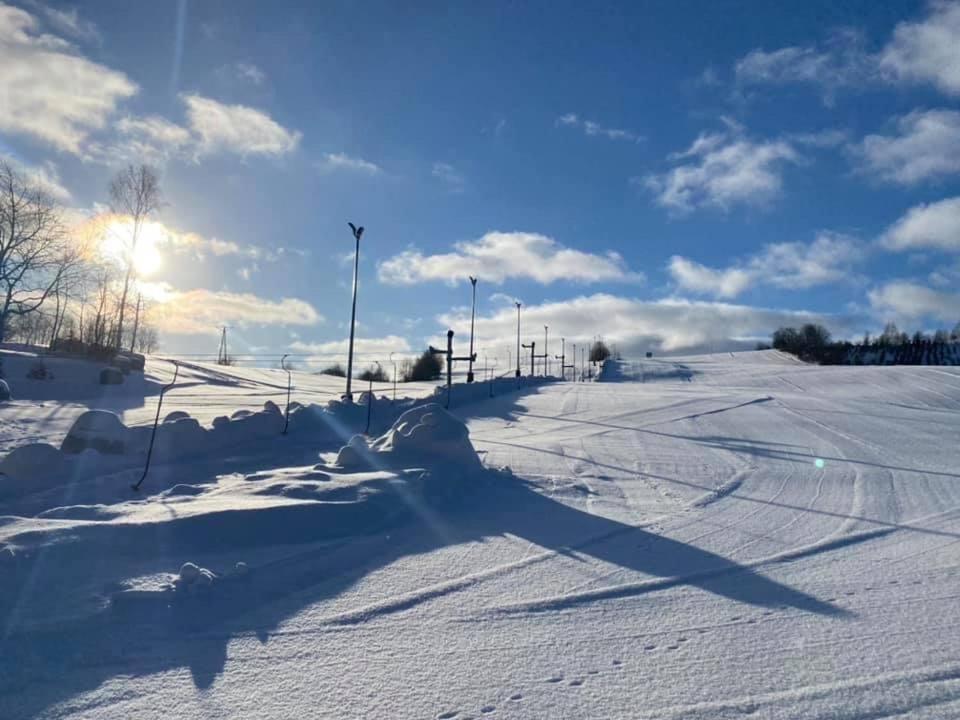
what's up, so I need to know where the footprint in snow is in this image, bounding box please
[569,678,584,687]
[509,694,523,702]
[480,705,496,714]
[612,659,623,667]
[643,644,657,651]
[438,712,458,719]
[546,675,564,684]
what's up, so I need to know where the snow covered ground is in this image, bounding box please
[2,349,960,719]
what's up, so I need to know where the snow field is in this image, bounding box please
[1,351,959,719]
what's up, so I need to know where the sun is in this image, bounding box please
[100,218,165,277]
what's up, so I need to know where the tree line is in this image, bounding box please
[0,161,161,356]
[768,321,960,365]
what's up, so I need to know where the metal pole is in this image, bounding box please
[544,326,549,376]
[572,343,577,381]
[446,330,453,408]
[389,352,397,402]
[365,361,380,433]
[467,276,477,383]
[345,222,364,401]
[281,353,291,435]
[515,301,521,377]
[131,360,179,491]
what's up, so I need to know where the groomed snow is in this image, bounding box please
[2,350,960,719]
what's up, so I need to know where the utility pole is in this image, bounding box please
[522,340,536,377]
[515,301,522,377]
[571,343,577,381]
[467,276,477,383]
[345,222,364,402]
[556,337,573,381]
[544,325,549,376]
[217,326,229,365]
[429,330,475,408]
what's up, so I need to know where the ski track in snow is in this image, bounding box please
[1,352,960,719]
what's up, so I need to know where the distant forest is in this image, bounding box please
[765,322,960,365]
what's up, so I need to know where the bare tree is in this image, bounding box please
[0,162,80,343]
[135,323,159,354]
[108,164,161,350]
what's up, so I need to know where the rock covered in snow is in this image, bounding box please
[61,410,127,454]
[163,410,190,423]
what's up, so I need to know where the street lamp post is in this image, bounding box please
[467,276,478,382]
[389,351,397,402]
[345,222,364,401]
[515,301,522,377]
[544,325,549,376]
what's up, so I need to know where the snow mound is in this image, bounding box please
[176,562,217,592]
[61,410,128,455]
[0,443,67,497]
[335,404,483,474]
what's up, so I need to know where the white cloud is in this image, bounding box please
[377,231,644,286]
[432,162,465,192]
[235,62,266,85]
[556,113,643,143]
[116,115,192,148]
[0,3,137,154]
[182,94,301,157]
[35,3,101,44]
[854,109,960,185]
[645,127,801,213]
[880,0,960,96]
[1,154,72,201]
[669,233,863,298]
[668,257,753,299]
[289,336,412,363]
[734,29,874,104]
[437,293,860,355]
[868,281,960,322]
[145,286,322,335]
[318,152,382,175]
[880,196,960,252]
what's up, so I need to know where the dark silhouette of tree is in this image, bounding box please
[589,340,611,363]
[320,363,347,377]
[0,162,81,342]
[358,365,388,382]
[403,350,442,381]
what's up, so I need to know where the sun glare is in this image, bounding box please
[100,219,165,277]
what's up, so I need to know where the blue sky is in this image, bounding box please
[2,0,959,366]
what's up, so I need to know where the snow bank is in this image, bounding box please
[335,403,484,476]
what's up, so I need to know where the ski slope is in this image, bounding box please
[2,351,960,719]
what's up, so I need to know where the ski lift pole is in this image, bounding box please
[281,354,292,435]
[132,360,179,492]
[429,330,474,409]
